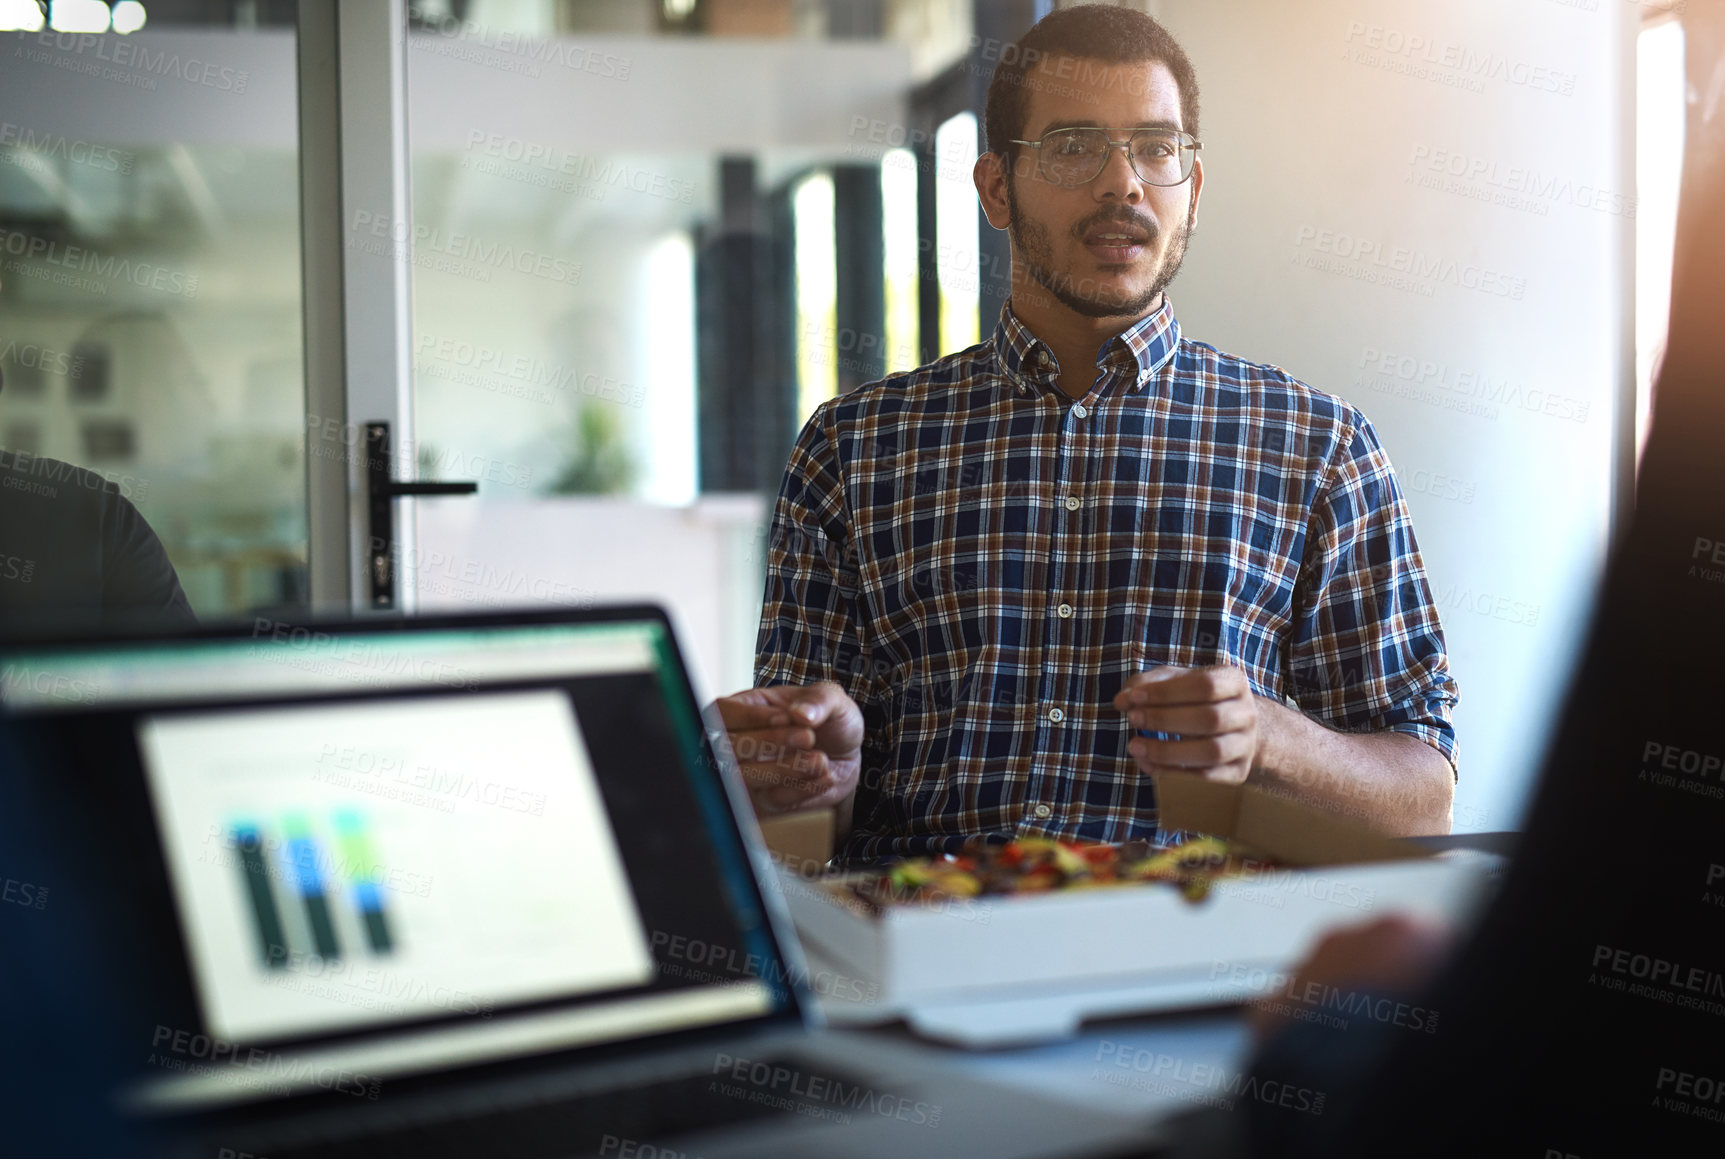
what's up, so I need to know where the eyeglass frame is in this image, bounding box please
[1008,126,1204,189]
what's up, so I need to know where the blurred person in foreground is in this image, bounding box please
[1161,5,1725,1153]
[717,5,1456,866]
[0,269,196,636]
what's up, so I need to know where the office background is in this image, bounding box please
[0,0,1687,834]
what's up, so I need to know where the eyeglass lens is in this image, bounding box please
[1041,129,1194,187]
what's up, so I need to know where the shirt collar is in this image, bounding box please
[992,297,1182,396]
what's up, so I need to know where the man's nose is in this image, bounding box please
[1093,142,1146,203]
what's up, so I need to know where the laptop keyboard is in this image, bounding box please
[227,1055,876,1159]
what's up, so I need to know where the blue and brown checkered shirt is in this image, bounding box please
[755,299,1458,865]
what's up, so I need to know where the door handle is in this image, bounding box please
[364,421,477,609]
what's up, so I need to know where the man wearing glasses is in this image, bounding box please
[718,5,1458,864]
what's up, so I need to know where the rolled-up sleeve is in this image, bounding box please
[753,407,875,710]
[1287,413,1460,776]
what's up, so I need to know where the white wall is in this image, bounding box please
[414,496,767,707]
[1154,0,1636,830]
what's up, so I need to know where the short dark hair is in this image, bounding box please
[983,5,1201,162]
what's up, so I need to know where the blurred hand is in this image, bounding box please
[713,682,863,817]
[1113,664,1261,784]
[1248,914,1457,1041]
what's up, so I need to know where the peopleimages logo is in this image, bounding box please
[147,1025,379,1099]
[1590,943,1725,1017]
[462,132,694,204]
[1293,226,1528,300]
[408,7,632,80]
[0,339,84,378]
[1209,961,1437,1032]
[1,874,49,910]
[1092,1041,1325,1115]
[314,744,549,817]
[414,334,643,408]
[0,446,152,503]
[1407,144,1636,219]
[0,552,36,584]
[1342,22,1577,96]
[651,931,879,1004]
[0,228,199,297]
[1653,1066,1725,1125]
[21,31,250,92]
[0,663,96,706]
[710,1053,942,1127]
[1353,346,1590,426]
[347,212,582,286]
[0,122,134,174]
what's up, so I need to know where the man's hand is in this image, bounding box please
[713,682,864,818]
[1114,664,1261,783]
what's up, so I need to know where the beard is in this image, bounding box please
[1005,178,1194,319]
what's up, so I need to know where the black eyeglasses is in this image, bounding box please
[1010,127,1203,188]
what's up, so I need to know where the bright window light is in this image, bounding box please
[793,171,838,424]
[1636,20,1686,464]
[112,0,147,34]
[881,148,920,374]
[640,232,697,507]
[50,0,110,32]
[935,111,981,354]
[0,0,44,31]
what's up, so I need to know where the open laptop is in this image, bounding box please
[0,605,1162,1158]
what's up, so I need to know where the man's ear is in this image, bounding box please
[1186,154,1204,231]
[975,152,1014,231]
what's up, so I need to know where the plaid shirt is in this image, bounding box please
[755,299,1458,865]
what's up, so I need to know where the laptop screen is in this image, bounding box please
[139,689,656,1044]
[0,610,801,1106]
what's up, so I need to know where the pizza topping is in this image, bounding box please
[847,835,1261,909]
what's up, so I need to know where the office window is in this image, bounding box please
[640,231,698,506]
[935,110,981,353]
[793,170,838,424]
[1636,17,1686,465]
[882,147,920,374]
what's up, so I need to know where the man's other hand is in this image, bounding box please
[713,682,864,817]
[1114,664,1260,784]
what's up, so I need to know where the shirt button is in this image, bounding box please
[1038,351,1052,367]
[1063,496,1081,512]
[1033,804,1052,820]
[1057,603,1074,619]
[1047,707,1065,724]
[1072,404,1088,419]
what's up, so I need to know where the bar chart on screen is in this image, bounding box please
[139,691,657,1042]
[229,808,396,972]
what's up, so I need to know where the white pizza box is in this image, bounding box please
[780,776,1500,1045]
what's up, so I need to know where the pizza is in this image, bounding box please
[843,835,1262,909]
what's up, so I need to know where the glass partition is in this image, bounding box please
[0,4,307,623]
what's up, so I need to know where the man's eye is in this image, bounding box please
[1053,135,1099,156]
[1135,138,1177,160]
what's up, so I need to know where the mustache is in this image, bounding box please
[1072,208,1159,241]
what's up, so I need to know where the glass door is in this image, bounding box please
[393,1,964,701]
[1,0,311,626]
